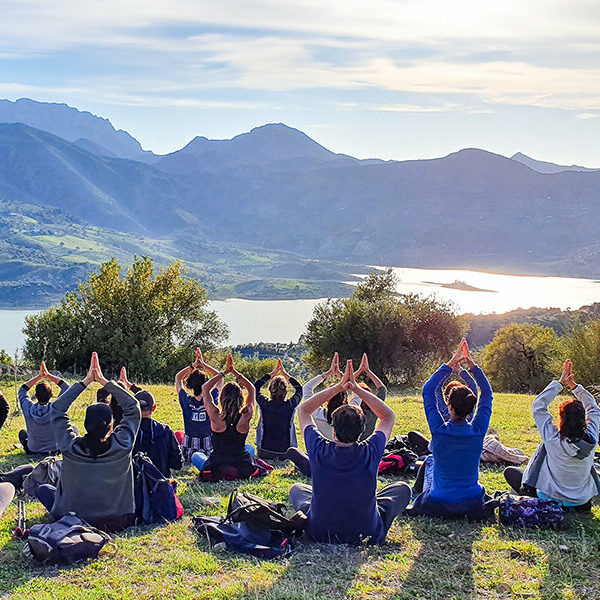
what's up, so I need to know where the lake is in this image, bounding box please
[1,267,599,353]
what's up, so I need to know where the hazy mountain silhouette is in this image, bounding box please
[1,109,600,304]
[511,152,599,174]
[0,98,155,161]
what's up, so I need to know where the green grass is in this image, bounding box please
[1,383,599,599]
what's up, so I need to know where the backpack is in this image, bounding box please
[133,453,184,525]
[24,514,116,564]
[23,456,62,498]
[226,490,307,538]
[193,489,306,559]
[498,494,564,529]
[378,450,418,475]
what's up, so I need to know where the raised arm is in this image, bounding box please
[468,364,493,433]
[233,366,256,423]
[175,365,194,394]
[288,376,303,408]
[303,352,340,399]
[50,380,89,451]
[298,382,344,434]
[574,385,600,442]
[202,372,225,423]
[106,381,141,450]
[530,381,562,443]
[423,364,452,433]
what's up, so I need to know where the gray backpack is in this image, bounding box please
[23,456,62,498]
[24,514,116,563]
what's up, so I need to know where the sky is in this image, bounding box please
[1,0,600,165]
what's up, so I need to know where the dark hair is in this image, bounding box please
[97,388,110,403]
[446,383,476,421]
[558,399,586,441]
[35,382,52,404]
[332,405,365,443]
[326,391,347,424]
[220,382,244,425]
[268,376,287,403]
[185,369,208,396]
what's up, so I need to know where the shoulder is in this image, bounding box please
[366,430,387,453]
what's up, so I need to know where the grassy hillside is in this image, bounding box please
[0,383,599,599]
[0,199,359,308]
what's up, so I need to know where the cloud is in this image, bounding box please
[575,112,599,119]
[1,1,600,115]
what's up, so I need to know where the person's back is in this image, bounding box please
[429,419,486,502]
[291,359,410,545]
[50,370,141,531]
[19,368,69,454]
[133,389,183,478]
[304,425,385,544]
[255,369,302,457]
[519,361,600,506]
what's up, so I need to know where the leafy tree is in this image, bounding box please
[481,323,558,393]
[0,349,12,365]
[23,256,228,381]
[560,319,600,387]
[304,269,465,385]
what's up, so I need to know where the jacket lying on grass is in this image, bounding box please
[49,380,141,530]
[19,380,69,453]
[523,381,600,506]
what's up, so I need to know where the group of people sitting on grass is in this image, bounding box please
[0,339,598,547]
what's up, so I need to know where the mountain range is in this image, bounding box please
[0,97,599,308]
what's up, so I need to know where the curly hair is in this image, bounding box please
[185,369,208,396]
[558,399,586,441]
[268,376,287,403]
[332,404,365,443]
[220,382,244,425]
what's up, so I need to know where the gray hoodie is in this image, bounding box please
[50,380,141,528]
[19,381,69,453]
[523,381,600,505]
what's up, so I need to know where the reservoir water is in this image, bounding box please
[1,267,599,353]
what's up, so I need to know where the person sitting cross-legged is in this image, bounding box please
[36,353,141,532]
[18,361,69,455]
[118,367,184,478]
[254,358,303,460]
[408,340,495,520]
[504,359,600,511]
[197,354,267,482]
[175,348,222,461]
[289,360,411,545]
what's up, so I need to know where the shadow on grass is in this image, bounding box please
[393,517,486,600]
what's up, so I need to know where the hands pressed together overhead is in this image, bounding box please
[559,358,577,390]
[83,352,108,387]
[270,358,291,381]
[448,338,475,371]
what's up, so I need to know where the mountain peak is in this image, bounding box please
[511,151,599,174]
[0,97,153,161]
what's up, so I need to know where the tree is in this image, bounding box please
[304,269,465,384]
[23,256,229,381]
[560,319,600,387]
[481,323,558,393]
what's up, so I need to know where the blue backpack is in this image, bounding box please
[498,494,564,529]
[133,453,183,525]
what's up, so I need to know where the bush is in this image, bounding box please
[304,269,465,385]
[23,256,229,382]
[481,323,559,393]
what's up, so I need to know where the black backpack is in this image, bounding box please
[193,489,307,559]
[24,514,116,564]
[133,453,183,525]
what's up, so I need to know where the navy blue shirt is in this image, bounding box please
[134,418,184,478]
[304,425,386,544]
[178,388,217,440]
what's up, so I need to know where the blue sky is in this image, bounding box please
[1,0,599,165]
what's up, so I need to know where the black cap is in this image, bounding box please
[135,390,155,412]
[84,403,113,437]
